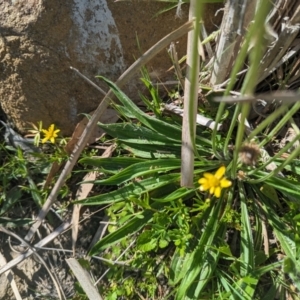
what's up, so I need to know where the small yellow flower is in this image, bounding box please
[198,166,232,198]
[41,124,60,144]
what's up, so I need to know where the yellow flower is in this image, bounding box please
[198,166,232,198]
[41,124,60,144]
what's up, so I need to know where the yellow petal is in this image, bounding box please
[209,186,215,195]
[214,186,221,198]
[215,166,225,179]
[198,178,208,184]
[203,173,214,180]
[220,178,232,188]
[199,185,205,191]
[41,137,49,144]
[200,183,210,191]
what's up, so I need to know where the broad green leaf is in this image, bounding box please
[98,76,211,148]
[252,171,300,201]
[98,122,182,144]
[252,261,282,277]
[218,245,233,257]
[114,104,136,119]
[137,231,157,252]
[121,143,180,158]
[259,183,281,207]
[93,159,181,185]
[75,173,180,205]
[27,176,44,207]
[187,249,221,299]
[159,239,169,248]
[169,249,193,285]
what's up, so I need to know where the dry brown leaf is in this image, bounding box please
[66,258,103,300]
[66,108,119,153]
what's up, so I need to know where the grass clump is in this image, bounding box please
[1,0,300,299]
[74,1,300,298]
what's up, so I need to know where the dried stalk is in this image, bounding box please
[0,226,69,300]
[66,258,103,300]
[181,0,202,187]
[0,222,71,275]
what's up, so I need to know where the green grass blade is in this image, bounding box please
[0,187,22,216]
[93,159,181,185]
[175,199,223,299]
[98,76,183,140]
[251,171,300,202]
[98,122,182,144]
[79,157,145,172]
[239,182,254,276]
[152,186,195,202]
[75,173,180,205]
[88,208,155,255]
[120,143,181,158]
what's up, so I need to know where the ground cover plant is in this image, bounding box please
[1,0,300,299]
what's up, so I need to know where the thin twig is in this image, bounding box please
[0,221,71,274]
[0,227,65,300]
[94,239,136,285]
[66,258,103,300]
[0,252,22,300]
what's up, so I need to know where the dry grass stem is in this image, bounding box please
[66,258,103,300]
[0,222,71,275]
[181,0,201,187]
[0,252,22,300]
[0,227,65,300]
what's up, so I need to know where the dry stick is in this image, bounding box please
[181,0,200,187]
[0,227,65,300]
[0,222,71,274]
[24,20,194,243]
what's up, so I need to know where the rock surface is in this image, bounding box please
[0,0,222,135]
